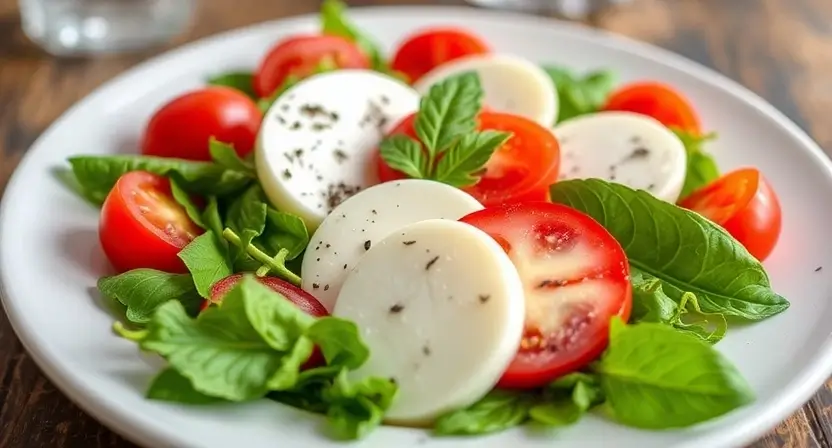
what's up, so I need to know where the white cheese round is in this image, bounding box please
[553,111,687,203]
[255,69,420,230]
[333,219,525,426]
[301,179,483,311]
[413,53,558,127]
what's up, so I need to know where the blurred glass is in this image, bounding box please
[466,0,631,19]
[18,0,195,56]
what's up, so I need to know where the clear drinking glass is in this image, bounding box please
[466,0,631,19]
[18,0,195,56]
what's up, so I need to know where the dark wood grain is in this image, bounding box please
[0,0,829,446]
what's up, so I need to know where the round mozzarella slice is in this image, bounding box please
[413,53,558,127]
[255,69,420,230]
[554,111,687,202]
[333,219,525,426]
[301,179,483,311]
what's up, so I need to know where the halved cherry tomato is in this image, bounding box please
[603,82,701,134]
[375,111,560,207]
[141,86,262,161]
[99,171,203,273]
[254,34,371,98]
[460,202,632,389]
[205,274,329,369]
[679,168,782,261]
[390,28,490,84]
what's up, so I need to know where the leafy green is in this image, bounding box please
[122,277,317,401]
[323,369,398,440]
[146,368,225,404]
[378,135,428,179]
[307,318,369,369]
[414,72,483,161]
[68,155,252,205]
[673,129,720,199]
[97,269,202,325]
[202,196,225,238]
[549,179,789,320]
[543,66,617,124]
[529,372,604,427]
[434,390,533,435]
[225,185,269,264]
[208,138,256,177]
[433,130,511,187]
[178,232,233,298]
[594,318,754,429]
[169,177,205,229]
[206,71,257,99]
[319,0,392,74]
[260,209,310,261]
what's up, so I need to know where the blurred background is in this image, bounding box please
[0,0,831,447]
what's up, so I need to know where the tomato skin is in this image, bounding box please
[206,274,329,369]
[141,87,262,161]
[375,111,560,207]
[390,28,490,84]
[603,82,701,134]
[99,171,203,274]
[460,202,632,388]
[679,168,782,261]
[254,34,371,98]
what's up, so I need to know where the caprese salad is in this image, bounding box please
[63,0,788,441]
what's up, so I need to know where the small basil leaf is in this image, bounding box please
[259,209,310,261]
[672,129,720,200]
[225,185,268,264]
[97,269,202,325]
[433,130,511,187]
[307,317,369,369]
[206,71,257,99]
[378,135,428,179]
[434,390,532,435]
[202,196,225,238]
[169,177,205,229]
[208,137,256,176]
[542,66,617,124]
[320,0,389,73]
[146,368,226,404]
[178,232,233,298]
[415,72,483,157]
[323,369,398,440]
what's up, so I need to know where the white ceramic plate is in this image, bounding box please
[1,6,831,448]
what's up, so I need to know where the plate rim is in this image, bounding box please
[1,5,830,448]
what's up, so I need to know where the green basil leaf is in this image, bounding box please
[68,155,252,205]
[529,372,603,427]
[226,185,269,264]
[433,130,511,187]
[414,72,483,157]
[672,129,720,199]
[208,137,256,176]
[133,276,316,401]
[169,177,206,229]
[542,66,617,124]
[434,390,532,435]
[378,135,428,179]
[307,318,369,369]
[267,366,337,414]
[594,318,754,429]
[259,209,310,261]
[206,71,257,99]
[98,269,202,325]
[671,291,728,344]
[323,369,398,440]
[178,232,233,298]
[320,0,389,73]
[202,196,225,238]
[146,368,226,404]
[549,179,789,320]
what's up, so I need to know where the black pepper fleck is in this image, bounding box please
[537,279,567,289]
[479,294,491,303]
[422,345,431,356]
[364,240,371,250]
[290,121,301,130]
[282,169,292,180]
[816,266,823,272]
[343,264,348,269]
[371,209,377,215]
[403,240,416,246]
[323,284,329,291]
[316,258,321,262]
[389,303,404,313]
[333,149,348,163]
[312,283,320,289]
[425,256,439,271]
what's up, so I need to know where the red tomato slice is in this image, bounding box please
[254,34,371,98]
[206,274,330,369]
[390,28,490,84]
[603,82,701,134]
[99,171,203,273]
[375,111,560,207]
[141,86,263,161]
[460,202,632,389]
[679,168,782,261]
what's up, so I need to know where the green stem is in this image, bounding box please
[113,321,148,342]
[222,228,302,286]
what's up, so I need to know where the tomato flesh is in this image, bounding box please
[390,28,490,84]
[141,86,262,162]
[99,171,203,273]
[603,82,701,134]
[680,168,782,261]
[460,202,632,388]
[375,111,560,207]
[254,34,371,98]
[206,274,329,369]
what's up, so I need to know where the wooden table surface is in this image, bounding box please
[1,0,831,446]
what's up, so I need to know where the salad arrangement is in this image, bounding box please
[61,0,788,441]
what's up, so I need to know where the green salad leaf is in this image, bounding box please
[414,72,484,160]
[178,231,233,298]
[529,372,604,427]
[543,66,617,124]
[208,137,256,176]
[433,130,511,188]
[594,318,754,429]
[673,129,720,199]
[259,209,310,261]
[206,71,258,99]
[320,0,392,75]
[434,390,533,436]
[378,135,427,179]
[324,369,398,440]
[202,196,225,238]
[225,185,269,265]
[98,269,202,325]
[169,177,206,229]
[549,179,789,320]
[68,155,252,205]
[146,368,226,404]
